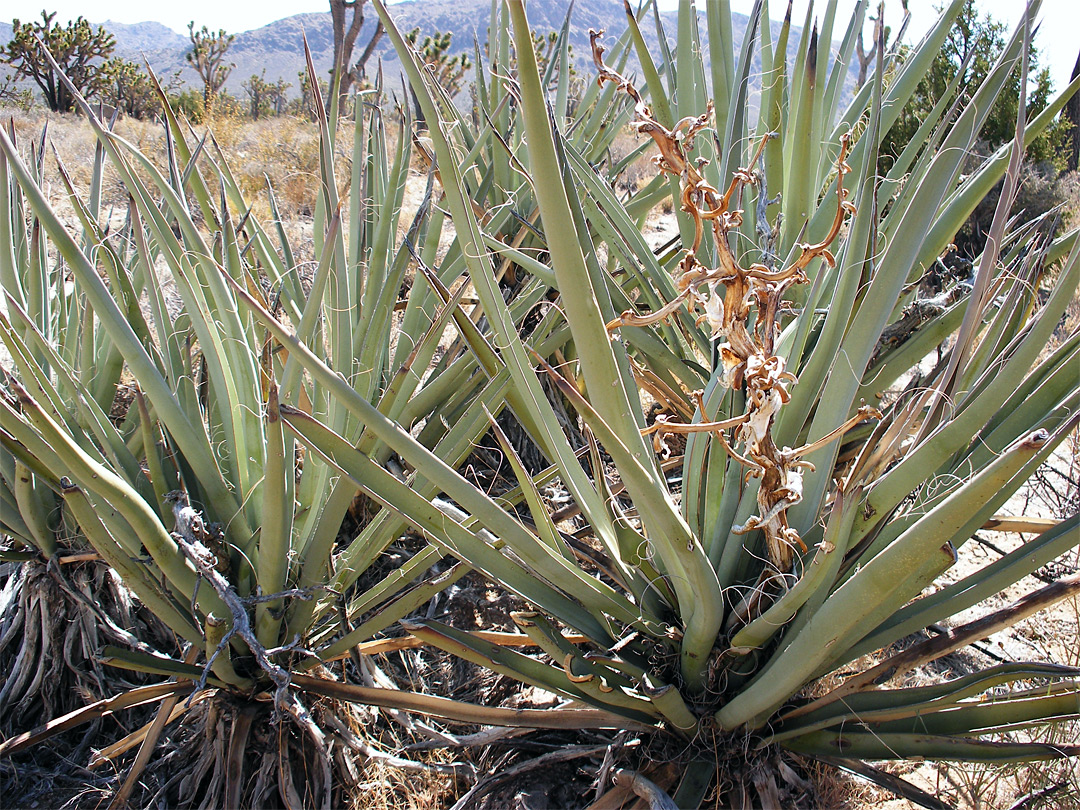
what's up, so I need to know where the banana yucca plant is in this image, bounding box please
[0,41,641,806]
[0,0,1077,806]
[309,0,1076,803]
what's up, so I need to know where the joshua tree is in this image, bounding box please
[186,22,235,119]
[104,59,166,120]
[404,28,470,126]
[1,11,116,112]
[243,71,292,119]
[268,77,290,116]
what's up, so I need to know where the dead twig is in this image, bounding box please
[611,768,679,810]
[166,491,333,809]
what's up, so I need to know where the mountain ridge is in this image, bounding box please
[3,2,846,105]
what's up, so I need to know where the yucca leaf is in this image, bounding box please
[275,403,634,641]
[819,0,870,159]
[719,423,1068,729]
[0,127,245,541]
[0,681,196,759]
[624,0,672,131]
[10,459,56,557]
[717,0,764,243]
[866,685,1080,738]
[535,354,725,684]
[728,488,860,653]
[331,546,444,632]
[312,564,470,662]
[373,0,641,594]
[486,409,573,562]
[706,0,735,139]
[792,1,1047,533]
[5,380,229,620]
[784,730,1080,763]
[98,646,215,683]
[254,384,292,648]
[779,5,819,256]
[2,303,152,501]
[0,149,22,313]
[292,672,647,730]
[775,663,1080,740]
[402,619,659,723]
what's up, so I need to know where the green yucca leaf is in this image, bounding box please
[507,0,724,688]
[99,646,224,685]
[774,662,1080,737]
[402,618,660,722]
[255,384,292,649]
[719,417,1076,729]
[10,459,56,557]
[6,380,227,614]
[373,0,641,598]
[784,731,1080,763]
[0,126,246,540]
[61,485,203,643]
[274,400,637,640]
[312,564,471,663]
[854,514,1080,656]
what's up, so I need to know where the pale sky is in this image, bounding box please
[4,0,1077,91]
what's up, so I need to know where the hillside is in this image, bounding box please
[2,2,849,106]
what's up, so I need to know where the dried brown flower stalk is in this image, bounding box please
[590,30,873,572]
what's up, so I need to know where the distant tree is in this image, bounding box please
[0,11,117,112]
[292,69,329,120]
[406,29,469,98]
[268,78,290,116]
[854,4,905,90]
[530,29,577,87]
[404,28,470,126]
[1063,52,1080,172]
[0,75,35,112]
[211,89,244,119]
[243,71,271,120]
[854,27,875,89]
[169,87,206,122]
[186,22,235,119]
[104,59,163,120]
[329,0,384,111]
[243,72,290,119]
[882,0,1063,169]
[882,0,1070,259]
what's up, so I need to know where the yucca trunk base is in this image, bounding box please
[0,553,346,809]
[0,554,173,806]
[117,696,339,810]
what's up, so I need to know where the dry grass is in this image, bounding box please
[3,107,343,251]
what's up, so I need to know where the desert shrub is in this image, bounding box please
[1,2,1077,808]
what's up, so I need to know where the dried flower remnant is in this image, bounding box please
[591,30,873,572]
